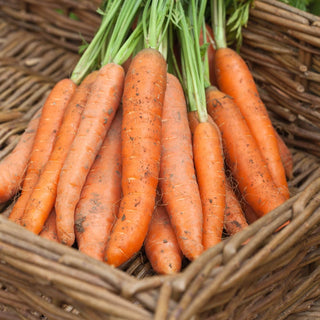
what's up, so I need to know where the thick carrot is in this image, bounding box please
[0,109,41,203]
[105,48,167,267]
[39,209,59,243]
[206,86,287,217]
[55,63,125,246]
[275,130,293,180]
[193,121,226,250]
[224,179,248,236]
[144,203,183,275]
[21,71,98,234]
[159,73,203,261]
[199,24,216,86]
[215,47,289,199]
[9,79,76,224]
[75,109,122,261]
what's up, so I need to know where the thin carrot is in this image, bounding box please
[159,73,203,261]
[104,48,167,267]
[55,63,125,246]
[21,71,98,234]
[39,209,59,243]
[193,121,226,250]
[224,179,248,236]
[75,109,122,261]
[0,109,41,203]
[206,86,287,217]
[212,0,289,199]
[9,79,76,224]
[275,130,293,180]
[144,203,183,275]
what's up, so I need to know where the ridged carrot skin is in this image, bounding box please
[206,86,287,217]
[75,109,122,261]
[105,49,167,267]
[0,109,41,203]
[21,71,98,234]
[193,121,226,250]
[39,209,59,243]
[144,204,183,275]
[159,73,203,261]
[9,79,76,224]
[55,63,125,246]
[224,180,248,236]
[215,48,289,199]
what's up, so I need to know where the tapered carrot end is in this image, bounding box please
[104,246,132,268]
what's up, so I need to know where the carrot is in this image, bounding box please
[243,203,259,224]
[212,0,289,200]
[20,71,98,235]
[199,24,216,86]
[159,73,203,261]
[75,109,122,261]
[224,179,248,236]
[55,63,125,246]
[206,86,287,217]
[9,79,76,224]
[275,130,293,180]
[0,109,41,203]
[104,48,167,267]
[193,121,226,250]
[39,209,59,243]
[144,203,183,275]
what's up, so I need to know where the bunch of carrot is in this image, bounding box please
[0,0,294,275]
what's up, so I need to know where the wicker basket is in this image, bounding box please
[0,0,320,319]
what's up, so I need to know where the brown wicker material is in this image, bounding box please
[0,0,101,52]
[0,1,320,319]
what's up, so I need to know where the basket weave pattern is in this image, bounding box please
[0,1,320,319]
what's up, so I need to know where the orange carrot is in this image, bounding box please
[0,109,41,203]
[224,180,248,236]
[39,209,59,243]
[193,120,226,250]
[199,24,216,86]
[144,203,183,275]
[105,49,167,267]
[275,130,293,180]
[9,79,76,224]
[159,73,203,261]
[215,47,289,199]
[206,86,287,217]
[21,71,98,234]
[75,109,122,261]
[55,63,125,246]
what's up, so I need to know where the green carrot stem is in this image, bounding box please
[102,0,143,65]
[71,0,122,84]
[113,21,144,66]
[212,0,227,49]
[202,21,211,88]
[143,0,174,51]
[177,0,207,123]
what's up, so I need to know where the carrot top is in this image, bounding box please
[71,0,144,84]
[175,0,208,122]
